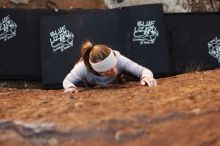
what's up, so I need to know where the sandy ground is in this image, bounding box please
[0,69,220,146]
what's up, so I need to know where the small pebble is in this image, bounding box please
[74,102,85,109]
[48,138,58,145]
[191,108,201,114]
[115,128,145,142]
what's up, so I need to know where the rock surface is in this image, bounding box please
[10,0,31,4]
[0,69,220,146]
[1,0,220,12]
[0,0,105,9]
[104,0,220,12]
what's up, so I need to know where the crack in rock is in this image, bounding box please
[0,108,219,144]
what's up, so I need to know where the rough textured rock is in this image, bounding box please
[190,0,220,12]
[104,0,190,12]
[162,0,190,12]
[104,0,220,12]
[1,0,220,12]
[10,0,31,4]
[0,0,105,9]
[0,69,220,146]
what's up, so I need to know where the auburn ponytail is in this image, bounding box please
[81,41,99,75]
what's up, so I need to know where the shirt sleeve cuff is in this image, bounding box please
[141,69,153,79]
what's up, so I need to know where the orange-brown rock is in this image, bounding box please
[0,69,220,146]
[0,0,105,9]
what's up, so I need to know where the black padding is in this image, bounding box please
[80,9,125,54]
[165,13,220,74]
[121,4,172,78]
[0,8,65,80]
[41,11,83,88]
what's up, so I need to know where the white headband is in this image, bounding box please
[89,50,117,72]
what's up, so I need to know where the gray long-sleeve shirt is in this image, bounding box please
[63,50,153,89]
